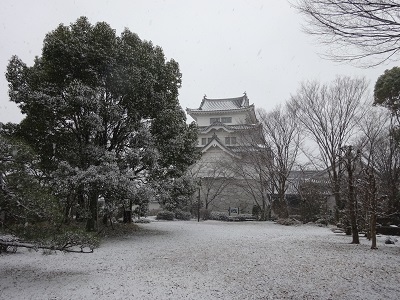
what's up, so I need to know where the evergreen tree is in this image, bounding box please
[6,17,198,231]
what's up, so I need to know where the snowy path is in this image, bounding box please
[1,221,400,299]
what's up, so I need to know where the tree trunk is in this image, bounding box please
[123,199,133,223]
[63,195,72,224]
[278,192,288,219]
[346,149,359,244]
[332,169,342,223]
[123,210,132,223]
[86,191,98,232]
[370,212,377,249]
[261,195,267,221]
[369,169,378,249]
[76,185,85,222]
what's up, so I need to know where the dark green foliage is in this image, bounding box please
[11,222,99,250]
[0,131,61,226]
[374,67,400,116]
[5,17,198,231]
[298,181,329,223]
[158,175,197,211]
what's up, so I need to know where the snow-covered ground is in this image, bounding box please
[1,220,399,300]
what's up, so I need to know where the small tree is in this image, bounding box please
[297,177,329,223]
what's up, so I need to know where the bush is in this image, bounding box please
[209,212,229,221]
[175,209,192,221]
[201,208,211,220]
[376,226,400,236]
[276,218,302,226]
[156,211,175,221]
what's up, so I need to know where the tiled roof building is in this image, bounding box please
[186,93,261,214]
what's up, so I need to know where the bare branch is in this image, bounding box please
[293,0,400,66]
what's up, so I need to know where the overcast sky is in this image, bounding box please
[0,0,398,124]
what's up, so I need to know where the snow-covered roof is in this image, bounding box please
[198,94,249,111]
[186,93,258,124]
[187,93,253,114]
[201,133,241,159]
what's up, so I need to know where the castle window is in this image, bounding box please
[208,137,213,143]
[210,117,220,124]
[201,138,207,145]
[225,137,237,145]
[221,117,232,123]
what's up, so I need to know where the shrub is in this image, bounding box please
[209,212,229,221]
[276,218,302,226]
[175,209,192,221]
[156,211,175,221]
[201,208,211,220]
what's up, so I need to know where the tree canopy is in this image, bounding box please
[374,66,400,124]
[5,17,198,231]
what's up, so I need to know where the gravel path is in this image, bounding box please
[1,220,400,299]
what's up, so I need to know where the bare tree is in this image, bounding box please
[233,105,300,219]
[293,0,400,66]
[230,147,272,221]
[289,76,368,221]
[188,159,231,214]
[258,106,301,218]
[201,167,232,211]
[356,106,388,249]
[340,145,361,244]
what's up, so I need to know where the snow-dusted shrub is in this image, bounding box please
[209,212,229,221]
[315,218,328,226]
[385,236,397,244]
[175,210,192,221]
[276,218,302,226]
[201,209,211,220]
[156,211,175,220]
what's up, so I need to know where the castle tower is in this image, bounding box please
[186,93,261,214]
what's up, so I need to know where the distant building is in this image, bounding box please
[186,93,262,213]
[187,93,333,218]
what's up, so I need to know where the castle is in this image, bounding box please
[186,93,261,213]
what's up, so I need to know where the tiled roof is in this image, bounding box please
[201,133,240,158]
[194,94,249,111]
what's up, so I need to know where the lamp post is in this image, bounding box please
[198,178,202,222]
